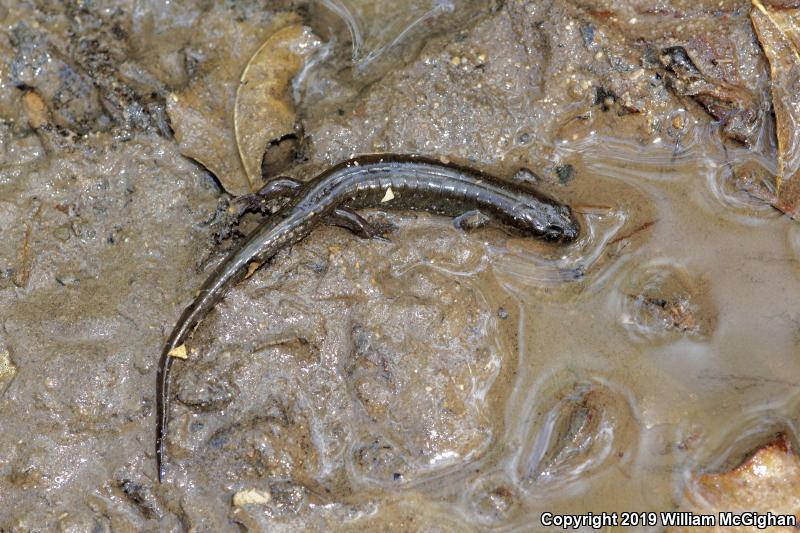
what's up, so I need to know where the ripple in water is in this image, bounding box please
[613,259,716,344]
[700,158,782,225]
[465,473,519,524]
[553,121,711,186]
[495,205,627,290]
[512,376,639,495]
[677,397,800,502]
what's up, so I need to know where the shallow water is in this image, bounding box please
[310,132,800,528]
[478,133,800,525]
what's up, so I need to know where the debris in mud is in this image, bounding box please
[245,261,263,279]
[659,45,760,145]
[232,488,272,507]
[9,23,107,133]
[175,368,234,411]
[167,344,187,360]
[12,201,41,289]
[21,91,49,130]
[516,379,639,490]
[468,476,517,523]
[0,347,17,395]
[750,0,800,220]
[116,478,162,520]
[235,25,321,188]
[166,12,302,196]
[554,164,575,184]
[628,295,698,333]
[619,261,716,342]
[670,435,800,532]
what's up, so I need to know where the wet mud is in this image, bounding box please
[0,0,799,531]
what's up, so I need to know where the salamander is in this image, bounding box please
[155,154,579,481]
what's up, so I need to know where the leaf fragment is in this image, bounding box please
[669,435,800,532]
[750,0,800,219]
[168,344,188,360]
[166,13,302,196]
[235,25,321,190]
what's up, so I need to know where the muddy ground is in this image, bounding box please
[1,0,799,531]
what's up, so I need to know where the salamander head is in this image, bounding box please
[514,200,579,242]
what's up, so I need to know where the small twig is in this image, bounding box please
[13,203,42,288]
[608,219,657,245]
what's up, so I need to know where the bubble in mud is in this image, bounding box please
[616,260,716,343]
[466,473,518,524]
[514,377,639,493]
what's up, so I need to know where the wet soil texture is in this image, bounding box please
[1,0,799,531]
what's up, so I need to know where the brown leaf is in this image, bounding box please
[166,12,301,196]
[235,25,321,189]
[750,0,800,219]
[668,435,800,532]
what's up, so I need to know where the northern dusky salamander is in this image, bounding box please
[156,154,579,481]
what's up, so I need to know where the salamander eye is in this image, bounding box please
[544,225,563,240]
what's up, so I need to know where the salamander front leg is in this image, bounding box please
[327,208,393,241]
[453,209,492,231]
[230,177,303,219]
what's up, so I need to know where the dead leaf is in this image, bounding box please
[750,0,800,219]
[166,12,301,196]
[668,435,800,532]
[235,25,321,189]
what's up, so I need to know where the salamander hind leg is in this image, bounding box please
[230,177,303,219]
[327,208,394,241]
